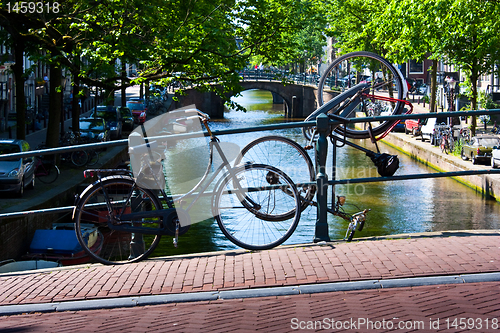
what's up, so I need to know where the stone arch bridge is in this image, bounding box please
[168,80,334,118]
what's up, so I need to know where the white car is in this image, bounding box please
[491,146,500,168]
[420,116,447,144]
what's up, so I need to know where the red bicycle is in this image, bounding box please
[34,157,59,184]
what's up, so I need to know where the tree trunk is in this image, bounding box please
[470,72,478,137]
[72,74,80,132]
[430,59,437,113]
[46,64,62,148]
[105,59,116,106]
[145,80,150,100]
[12,38,26,140]
[121,61,126,107]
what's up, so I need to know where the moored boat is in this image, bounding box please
[24,223,103,266]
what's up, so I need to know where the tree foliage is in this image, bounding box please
[1,0,321,91]
[0,0,322,143]
[324,0,389,55]
[324,0,500,135]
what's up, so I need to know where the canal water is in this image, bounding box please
[151,89,500,257]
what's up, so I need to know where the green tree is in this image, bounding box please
[374,0,443,113]
[324,0,389,55]
[433,0,500,136]
[1,0,320,146]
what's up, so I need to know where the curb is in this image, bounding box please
[1,272,499,316]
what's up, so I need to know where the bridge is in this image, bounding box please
[168,72,334,118]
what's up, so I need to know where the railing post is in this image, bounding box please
[314,113,331,242]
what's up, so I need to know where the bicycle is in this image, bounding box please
[439,127,454,154]
[59,132,90,167]
[34,156,60,184]
[73,109,301,265]
[233,52,411,241]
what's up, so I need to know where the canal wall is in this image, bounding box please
[381,132,500,201]
[0,146,128,262]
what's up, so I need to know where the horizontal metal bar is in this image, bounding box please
[1,109,499,161]
[333,109,500,124]
[291,169,500,188]
[326,169,500,186]
[0,140,128,161]
[0,205,75,220]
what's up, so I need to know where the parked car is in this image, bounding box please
[0,139,35,197]
[420,116,448,144]
[491,146,500,168]
[118,106,134,131]
[79,118,110,142]
[393,119,406,132]
[126,100,147,124]
[90,106,123,140]
[404,118,421,135]
[461,135,500,165]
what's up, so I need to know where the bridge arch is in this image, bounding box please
[237,82,292,116]
[168,81,334,119]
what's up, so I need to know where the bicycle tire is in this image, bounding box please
[36,162,59,184]
[213,164,301,250]
[307,51,405,140]
[234,136,316,215]
[86,150,100,166]
[74,176,162,265]
[71,150,89,167]
[440,138,447,154]
[448,136,455,152]
[346,227,355,242]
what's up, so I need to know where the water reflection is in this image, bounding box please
[150,89,500,257]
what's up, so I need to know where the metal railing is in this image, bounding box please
[1,109,500,244]
[239,70,320,86]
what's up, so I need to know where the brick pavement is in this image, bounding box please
[0,232,499,307]
[0,232,499,332]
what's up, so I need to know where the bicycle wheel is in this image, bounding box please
[308,51,405,140]
[74,176,163,265]
[440,138,447,154]
[86,150,100,166]
[213,164,301,250]
[234,136,316,214]
[71,150,89,167]
[448,136,455,152]
[36,162,59,184]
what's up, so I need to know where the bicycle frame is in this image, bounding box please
[34,158,48,177]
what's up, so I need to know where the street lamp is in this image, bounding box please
[445,76,456,111]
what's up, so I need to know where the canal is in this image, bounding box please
[150,89,500,257]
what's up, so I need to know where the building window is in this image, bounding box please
[409,60,423,74]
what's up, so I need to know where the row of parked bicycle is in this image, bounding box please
[402,116,500,167]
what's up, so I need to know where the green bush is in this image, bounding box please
[452,138,464,156]
[478,91,500,110]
